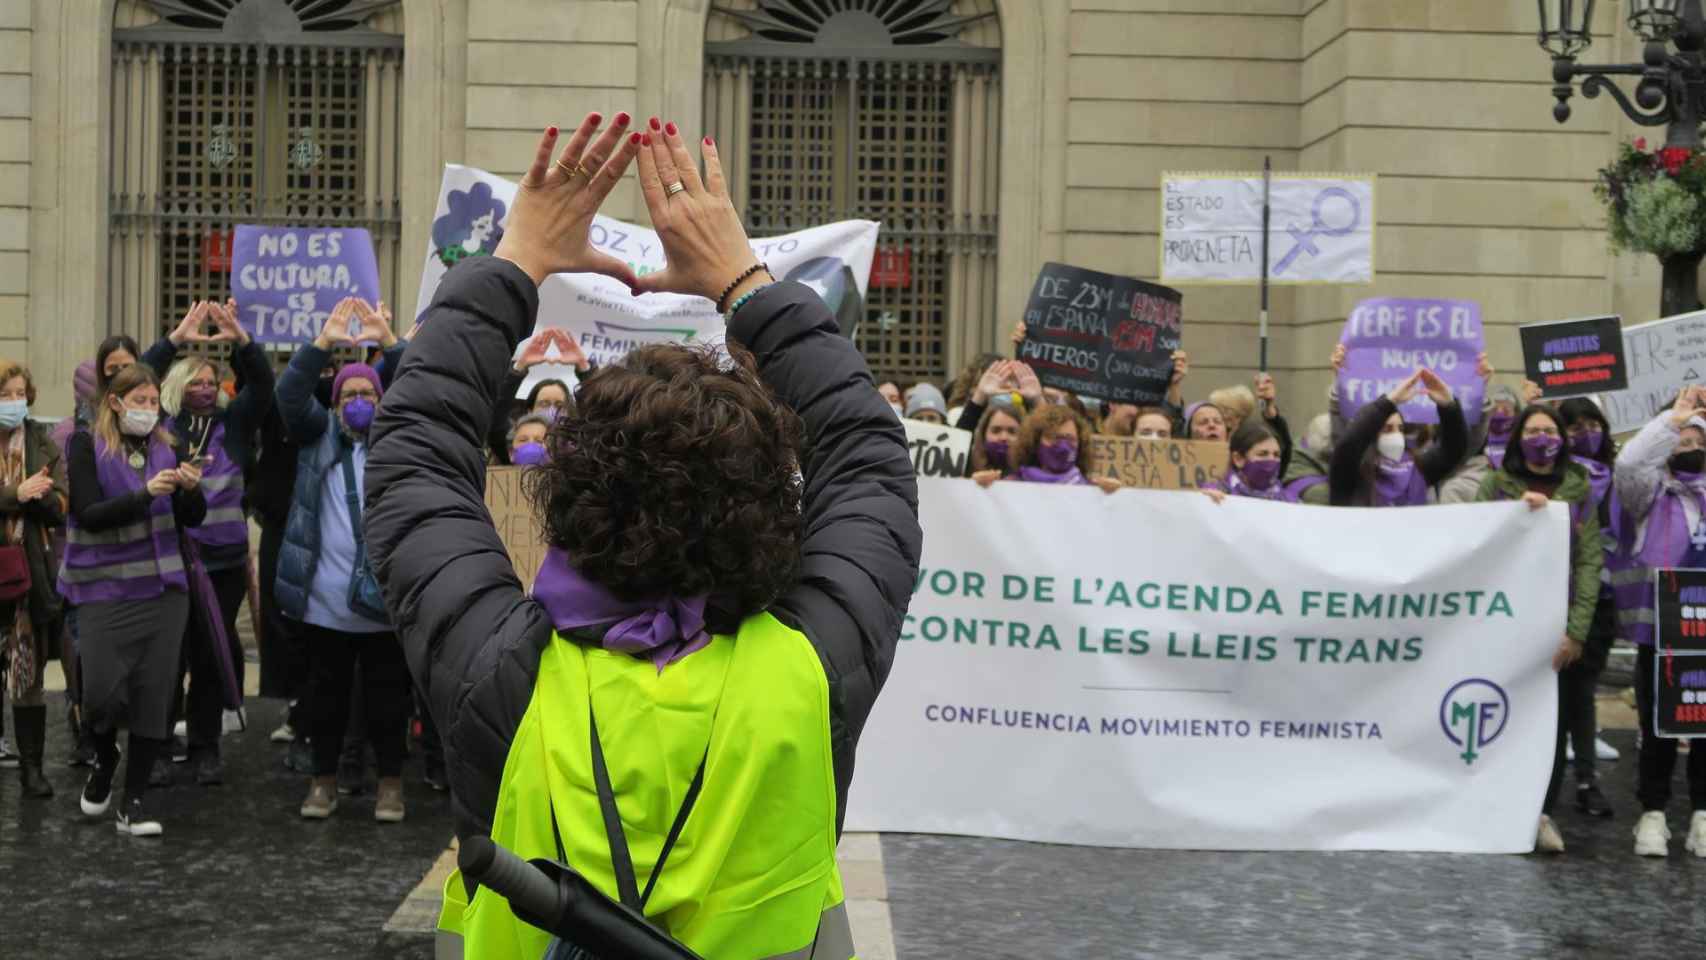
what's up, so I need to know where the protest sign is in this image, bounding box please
[416,166,879,398]
[846,480,1565,852]
[1160,172,1377,285]
[231,226,381,344]
[1337,298,1484,427]
[1016,263,1182,405]
[1518,315,1627,399]
[1655,568,1706,739]
[904,420,973,480]
[1600,309,1706,434]
[1089,435,1227,490]
[484,466,546,593]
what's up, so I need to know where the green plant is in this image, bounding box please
[1596,137,1706,256]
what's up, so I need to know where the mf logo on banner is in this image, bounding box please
[1440,678,1510,766]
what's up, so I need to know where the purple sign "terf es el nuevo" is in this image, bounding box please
[231,226,382,344]
[1338,298,1484,427]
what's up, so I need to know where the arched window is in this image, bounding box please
[109,0,404,343]
[705,1,1001,384]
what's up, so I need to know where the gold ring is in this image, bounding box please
[666,181,688,198]
[556,159,590,181]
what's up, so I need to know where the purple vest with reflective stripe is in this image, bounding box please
[189,422,248,550]
[57,435,187,604]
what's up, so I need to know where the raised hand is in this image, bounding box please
[1386,370,1422,406]
[170,301,212,346]
[973,360,1012,405]
[357,298,399,349]
[1254,371,1278,417]
[1330,343,1347,374]
[1170,350,1190,386]
[493,113,642,289]
[1416,368,1454,406]
[1521,379,1543,405]
[631,121,764,307]
[1011,321,1028,353]
[1476,352,1493,383]
[314,297,362,351]
[514,331,556,372]
[551,328,590,372]
[1012,361,1043,406]
[207,298,251,346]
[15,466,51,503]
[1670,384,1706,427]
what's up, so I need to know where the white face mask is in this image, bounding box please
[120,408,158,438]
[890,403,904,419]
[1376,432,1406,462]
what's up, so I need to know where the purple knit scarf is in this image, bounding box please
[530,547,711,672]
[1372,454,1427,507]
[1016,464,1088,485]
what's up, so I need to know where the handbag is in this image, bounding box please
[0,544,28,603]
[339,449,390,623]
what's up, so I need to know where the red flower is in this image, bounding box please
[1636,137,1648,151]
[1661,146,1691,175]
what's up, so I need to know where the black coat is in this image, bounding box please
[364,258,922,839]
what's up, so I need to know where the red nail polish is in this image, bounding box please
[615,112,631,126]
[629,132,642,145]
[704,136,714,146]
[649,117,662,131]
[642,133,652,146]
[546,125,558,137]
[665,121,678,136]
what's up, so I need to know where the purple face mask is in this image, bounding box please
[1240,458,1281,491]
[984,439,1011,470]
[184,384,219,413]
[1488,411,1516,437]
[512,442,549,466]
[1522,434,1562,466]
[341,396,376,433]
[1038,439,1078,473]
[1570,430,1604,457]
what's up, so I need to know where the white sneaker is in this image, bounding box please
[1635,811,1671,857]
[222,708,247,735]
[0,735,18,768]
[1535,815,1565,854]
[1595,737,1620,761]
[1686,812,1706,859]
[115,797,163,838]
[172,720,187,739]
[269,722,296,744]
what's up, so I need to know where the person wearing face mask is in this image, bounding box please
[275,298,411,825]
[1202,420,1295,503]
[1004,406,1121,492]
[1474,403,1602,855]
[1550,396,1620,819]
[64,365,206,837]
[1440,384,1523,504]
[508,413,553,467]
[1612,387,1706,858]
[0,361,66,799]
[488,329,591,465]
[141,299,276,786]
[969,404,1023,486]
[876,379,903,419]
[904,383,949,426]
[1329,369,1468,507]
[953,359,1044,433]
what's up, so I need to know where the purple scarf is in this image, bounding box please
[1637,472,1706,568]
[1016,464,1088,485]
[1218,471,1299,503]
[1575,456,1612,511]
[1372,454,1428,507]
[530,547,711,672]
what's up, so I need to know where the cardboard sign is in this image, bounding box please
[1160,172,1377,285]
[1017,263,1182,405]
[484,466,547,593]
[1600,309,1706,434]
[1088,435,1227,491]
[1519,315,1627,399]
[231,225,382,344]
[904,419,974,479]
[1656,568,1706,739]
[1337,298,1484,427]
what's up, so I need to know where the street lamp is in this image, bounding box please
[1543,0,1706,315]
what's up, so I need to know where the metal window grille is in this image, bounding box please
[706,0,1001,384]
[110,0,403,349]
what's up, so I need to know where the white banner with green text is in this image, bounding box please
[845,480,1568,853]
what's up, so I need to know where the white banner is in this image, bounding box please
[1600,308,1706,434]
[1160,172,1377,285]
[415,165,880,396]
[846,480,1565,853]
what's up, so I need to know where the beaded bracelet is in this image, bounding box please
[716,262,771,314]
[726,283,774,323]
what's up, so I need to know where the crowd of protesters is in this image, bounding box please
[0,280,1698,859]
[883,325,1706,860]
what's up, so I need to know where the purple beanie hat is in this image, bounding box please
[331,363,382,403]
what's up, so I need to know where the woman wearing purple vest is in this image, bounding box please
[1613,386,1706,859]
[1328,369,1468,507]
[64,364,206,837]
[143,299,275,785]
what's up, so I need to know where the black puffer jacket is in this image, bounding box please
[364,257,922,839]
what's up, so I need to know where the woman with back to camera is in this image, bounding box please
[1474,401,1601,856]
[364,113,921,958]
[1328,369,1468,507]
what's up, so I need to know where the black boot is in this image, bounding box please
[1577,781,1614,818]
[14,705,52,797]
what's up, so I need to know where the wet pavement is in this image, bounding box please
[6,695,1705,958]
[0,692,454,960]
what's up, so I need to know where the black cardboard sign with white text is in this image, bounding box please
[1017,263,1182,405]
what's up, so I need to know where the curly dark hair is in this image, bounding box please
[524,343,805,619]
[1010,404,1095,474]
